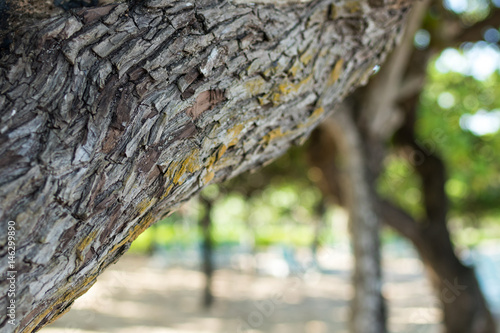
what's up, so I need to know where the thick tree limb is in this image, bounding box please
[375,199,420,240]
[0,0,412,331]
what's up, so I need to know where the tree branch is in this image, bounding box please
[0,1,413,331]
[375,198,420,241]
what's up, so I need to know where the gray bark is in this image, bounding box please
[199,194,214,309]
[324,109,386,333]
[0,0,411,331]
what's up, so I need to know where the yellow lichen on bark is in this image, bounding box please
[227,124,245,146]
[328,58,344,85]
[168,149,201,185]
[160,184,174,201]
[244,76,268,96]
[271,74,313,105]
[137,197,158,215]
[110,211,156,255]
[25,275,98,332]
[76,230,98,261]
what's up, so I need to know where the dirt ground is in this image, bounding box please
[42,249,442,333]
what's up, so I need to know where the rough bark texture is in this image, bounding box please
[0,0,411,331]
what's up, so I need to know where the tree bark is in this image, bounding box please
[199,195,214,309]
[379,199,497,333]
[0,0,412,331]
[386,105,498,333]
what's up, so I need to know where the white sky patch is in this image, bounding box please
[467,43,500,80]
[437,92,455,109]
[435,43,500,80]
[460,109,500,136]
[435,48,469,74]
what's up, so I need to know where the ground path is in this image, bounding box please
[43,248,441,333]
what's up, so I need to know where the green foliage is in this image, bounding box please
[129,212,199,253]
[377,155,425,220]
[247,182,321,247]
[419,65,500,216]
[378,54,500,224]
[211,193,248,244]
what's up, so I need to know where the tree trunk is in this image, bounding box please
[416,225,496,333]
[310,198,325,267]
[0,0,413,331]
[325,109,387,333]
[199,195,214,309]
[379,176,497,333]
[383,126,498,333]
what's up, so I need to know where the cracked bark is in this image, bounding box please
[0,0,412,331]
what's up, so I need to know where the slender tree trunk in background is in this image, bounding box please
[324,110,387,333]
[199,195,214,309]
[311,198,326,267]
[382,0,497,329]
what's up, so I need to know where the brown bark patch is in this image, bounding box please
[185,89,226,120]
[77,4,116,24]
[164,122,198,146]
[102,127,122,153]
[137,148,160,174]
[99,203,122,243]
[368,0,385,7]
